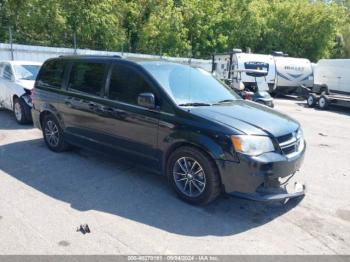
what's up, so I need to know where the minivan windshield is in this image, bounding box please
[14,64,41,81]
[141,62,240,106]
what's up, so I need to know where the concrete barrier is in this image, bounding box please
[0,43,212,71]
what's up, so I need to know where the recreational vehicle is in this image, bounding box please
[307,59,350,110]
[274,55,314,94]
[212,50,276,92]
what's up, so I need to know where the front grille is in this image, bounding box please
[277,131,302,157]
[282,144,297,155]
[277,133,293,143]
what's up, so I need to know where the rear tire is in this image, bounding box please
[318,95,329,110]
[167,146,221,205]
[307,94,317,108]
[13,97,31,124]
[42,114,70,152]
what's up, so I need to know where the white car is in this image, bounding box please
[0,60,42,124]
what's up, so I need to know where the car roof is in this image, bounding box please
[56,55,122,61]
[53,55,185,64]
[0,60,42,66]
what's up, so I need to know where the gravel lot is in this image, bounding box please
[0,98,349,255]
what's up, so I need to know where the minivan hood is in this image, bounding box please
[15,80,35,90]
[189,100,299,137]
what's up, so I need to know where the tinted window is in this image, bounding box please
[109,64,153,105]
[3,65,13,80]
[37,60,65,88]
[68,62,106,96]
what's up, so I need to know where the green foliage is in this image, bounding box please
[0,0,348,60]
[180,0,227,57]
[138,1,190,56]
[61,0,126,50]
[263,0,345,60]
[333,0,350,57]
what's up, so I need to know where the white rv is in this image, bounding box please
[307,59,350,110]
[274,56,314,94]
[212,50,276,92]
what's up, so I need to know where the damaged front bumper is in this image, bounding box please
[216,145,306,201]
[231,172,306,201]
[21,94,33,107]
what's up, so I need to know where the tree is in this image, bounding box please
[138,0,190,56]
[180,0,228,58]
[0,0,66,46]
[268,1,344,60]
[0,0,348,59]
[61,0,126,50]
[220,0,270,53]
[332,0,350,57]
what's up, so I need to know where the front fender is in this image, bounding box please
[161,129,238,172]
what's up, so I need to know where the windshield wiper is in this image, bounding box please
[214,99,236,104]
[178,102,211,107]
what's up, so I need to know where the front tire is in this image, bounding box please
[13,97,31,124]
[167,146,221,205]
[42,114,70,152]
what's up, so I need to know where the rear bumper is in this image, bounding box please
[216,145,306,201]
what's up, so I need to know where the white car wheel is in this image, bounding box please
[14,100,23,122]
[13,98,30,124]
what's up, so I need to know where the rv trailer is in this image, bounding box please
[274,55,314,95]
[212,50,274,107]
[307,59,350,110]
[212,49,276,92]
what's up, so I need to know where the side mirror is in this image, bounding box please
[137,92,156,109]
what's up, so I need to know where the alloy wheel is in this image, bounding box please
[44,120,59,147]
[172,157,206,198]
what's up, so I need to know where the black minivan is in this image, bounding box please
[32,56,306,205]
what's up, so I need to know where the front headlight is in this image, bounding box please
[296,129,305,152]
[296,128,303,140]
[231,135,275,156]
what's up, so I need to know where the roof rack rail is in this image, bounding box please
[58,54,122,58]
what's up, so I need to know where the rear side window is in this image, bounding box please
[68,62,106,96]
[37,60,65,88]
[3,65,13,80]
[109,64,153,105]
